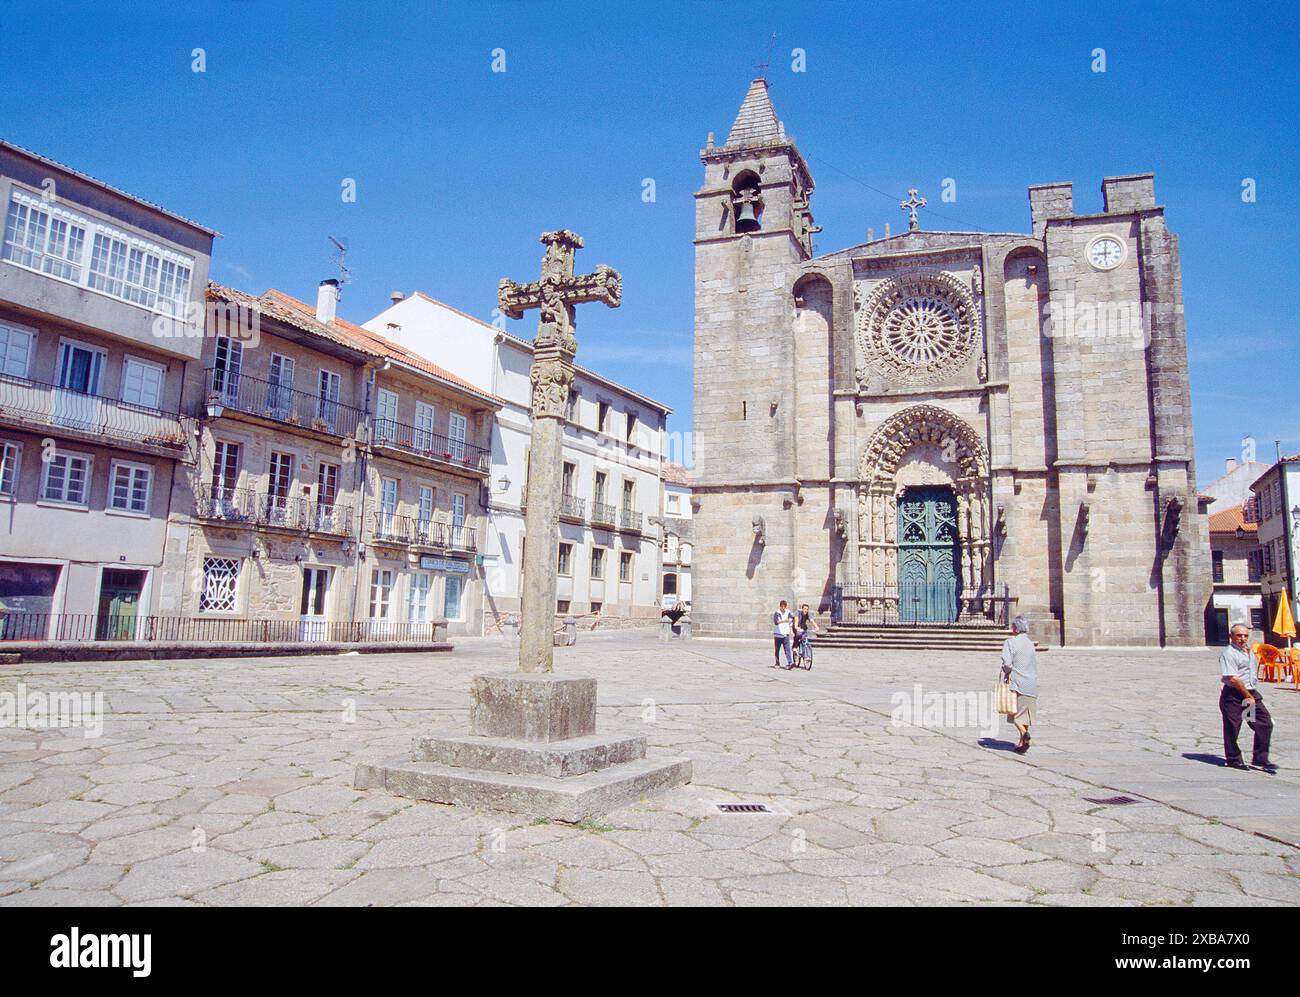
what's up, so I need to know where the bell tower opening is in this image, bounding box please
[731,171,763,233]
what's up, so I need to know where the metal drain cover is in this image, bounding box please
[715,803,776,814]
[1083,795,1140,806]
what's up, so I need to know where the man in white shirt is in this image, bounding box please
[771,600,795,669]
[1219,624,1276,773]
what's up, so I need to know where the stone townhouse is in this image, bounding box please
[0,141,214,639]
[690,79,1209,645]
[1250,455,1299,646]
[161,280,500,639]
[362,291,670,628]
[1205,501,1262,643]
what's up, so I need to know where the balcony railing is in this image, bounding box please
[591,501,617,526]
[193,484,353,536]
[0,372,192,454]
[202,368,365,440]
[372,512,477,551]
[371,418,490,474]
[560,493,585,521]
[619,507,643,533]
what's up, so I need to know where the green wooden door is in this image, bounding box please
[97,570,144,640]
[897,487,961,623]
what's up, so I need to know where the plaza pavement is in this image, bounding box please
[0,629,1296,906]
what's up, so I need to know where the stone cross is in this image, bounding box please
[900,188,927,231]
[498,230,621,672]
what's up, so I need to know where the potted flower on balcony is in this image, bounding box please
[311,417,330,433]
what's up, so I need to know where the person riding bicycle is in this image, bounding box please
[794,604,818,664]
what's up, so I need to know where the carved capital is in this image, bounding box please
[529,357,575,418]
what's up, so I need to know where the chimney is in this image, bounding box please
[315,279,339,325]
[390,291,405,305]
[1225,457,1238,474]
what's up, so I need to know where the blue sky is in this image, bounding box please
[1,0,1296,481]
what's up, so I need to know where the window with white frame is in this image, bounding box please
[564,388,579,423]
[448,412,467,461]
[417,485,434,529]
[375,388,399,442]
[591,546,605,580]
[3,190,192,314]
[200,557,241,613]
[619,550,633,583]
[369,569,394,620]
[317,369,341,431]
[268,353,295,418]
[443,574,464,621]
[414,400,435,451]
[213,336,242,402]
[0,441,19,496]
[557,542,573,576]
[408,572,432,623]
[41,451,91,505]
[122,357,164,409]
[0,323,34,378]
[109,461,152,514]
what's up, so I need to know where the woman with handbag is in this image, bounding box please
[999,615,1038,754]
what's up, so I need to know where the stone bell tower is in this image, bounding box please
[692,79,819,634]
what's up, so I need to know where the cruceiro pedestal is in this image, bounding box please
[355,231,690,820]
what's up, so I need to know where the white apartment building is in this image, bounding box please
[363,292,671,627]
[659,462,693,611]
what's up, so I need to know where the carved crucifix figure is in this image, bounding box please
[498,230,621,672]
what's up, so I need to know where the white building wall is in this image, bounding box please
[363,293,669,626]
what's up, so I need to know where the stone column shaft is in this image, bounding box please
[519,411,565,672]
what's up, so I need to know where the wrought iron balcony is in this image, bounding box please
[370,418,490,474]
[193,484,353,536]
[372,512,476,551]
[619,506,643,533]
[591,501,618,526]
[559,493,586,522]
[0,372,193,457]
[201,368,365,440]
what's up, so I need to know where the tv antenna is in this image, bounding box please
[328,236,352,288]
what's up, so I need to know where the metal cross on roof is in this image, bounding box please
[900,188,927,231]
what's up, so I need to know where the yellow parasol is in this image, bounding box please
[1273,589,1297,646]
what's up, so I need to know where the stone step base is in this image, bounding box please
[819,626,1043,653]
[412,731,647,778]
[356,753,692,823]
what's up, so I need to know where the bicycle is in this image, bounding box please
[792,634,813,670]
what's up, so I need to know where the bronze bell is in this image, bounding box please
[734,199,760,233]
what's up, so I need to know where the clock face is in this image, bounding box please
[1087,235,1125,270]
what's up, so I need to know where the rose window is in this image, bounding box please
[856,271,980,385]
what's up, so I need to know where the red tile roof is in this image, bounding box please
[263,288,505,407]
[663,462,693,486]
[1208,503,1257,535]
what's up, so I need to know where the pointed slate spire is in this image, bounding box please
[725,78,782,147]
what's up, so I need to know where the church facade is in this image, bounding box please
[691,80,1210,646]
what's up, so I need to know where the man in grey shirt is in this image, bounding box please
[1000,615,1038,754]
[1219,623,1276,773]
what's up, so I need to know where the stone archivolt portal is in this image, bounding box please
[854,405,993,603]
[855,270,981,386]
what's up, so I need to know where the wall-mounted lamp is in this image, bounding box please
[752,515,767,548]
[498,474,511,493]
